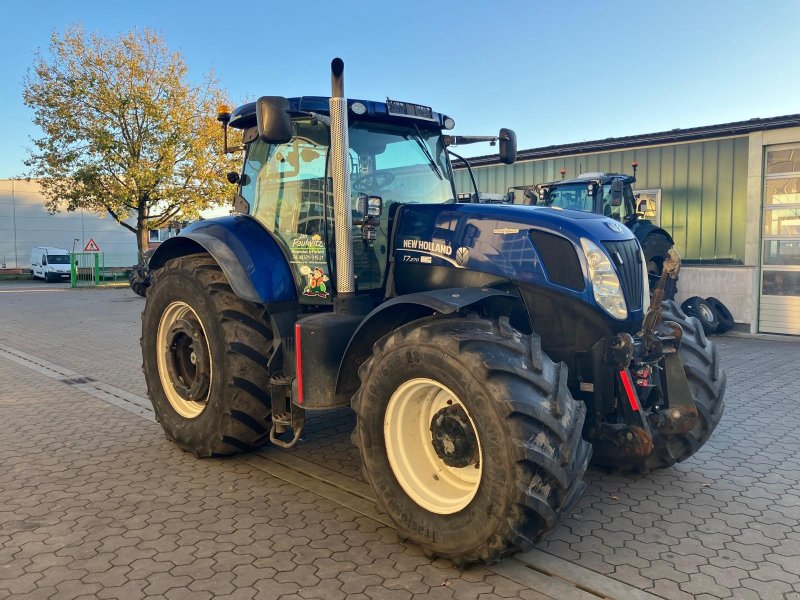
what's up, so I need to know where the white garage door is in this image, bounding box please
[759,145,800,335]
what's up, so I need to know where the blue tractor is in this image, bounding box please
[141,59,725,565]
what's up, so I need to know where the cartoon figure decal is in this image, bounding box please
[300,265,330,298]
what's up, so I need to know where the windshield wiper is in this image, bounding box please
[410,124,444,180]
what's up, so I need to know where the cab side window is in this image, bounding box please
[243,120,333,301]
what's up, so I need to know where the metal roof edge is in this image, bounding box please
[455,114,800,168]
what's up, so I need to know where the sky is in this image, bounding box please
[1,0,799,178]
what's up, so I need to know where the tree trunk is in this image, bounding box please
[137,209,148,263]
[137,227,149,263]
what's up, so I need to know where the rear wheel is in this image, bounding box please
[141,253,274,456]
[353,316,590,565]
[642,232,677,300]
[592,300,726,473]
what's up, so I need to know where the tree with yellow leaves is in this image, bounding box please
[23,26,236,257]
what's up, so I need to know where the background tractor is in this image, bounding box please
[508,168,677,298]
[140,59,725,565]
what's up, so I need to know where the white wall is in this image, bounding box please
[675,266,756,331]
[0,179,138,269]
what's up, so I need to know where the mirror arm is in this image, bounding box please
[444,135,498,147]
[220,120,243,154]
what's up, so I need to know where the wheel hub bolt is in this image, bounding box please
[430,405,479,468]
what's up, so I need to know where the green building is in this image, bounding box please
[454,115,800,336]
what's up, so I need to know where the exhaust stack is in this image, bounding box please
[329,58,354,296]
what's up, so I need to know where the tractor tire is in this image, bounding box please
[705,297,735,334]
[681,296,719,336]
[642,232,677,300]
[592,300,726,473]
[141,253,274,457]
[353,316,590,566]
[129,265,151,297]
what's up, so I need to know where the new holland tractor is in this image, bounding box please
[140,59,725,565]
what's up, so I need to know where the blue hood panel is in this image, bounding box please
[394,203,643,327]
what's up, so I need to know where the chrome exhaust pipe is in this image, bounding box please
[329,58,354,295]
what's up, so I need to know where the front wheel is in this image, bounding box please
[141,253,274,457]
[592,300,726,473]
[129,264,151,297]
[353,316,590,565]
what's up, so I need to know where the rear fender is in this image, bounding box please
[148,215,296,304]
[630,221,674,247]
[334,287,524,399]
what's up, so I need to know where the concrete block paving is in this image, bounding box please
[0,285,799,599]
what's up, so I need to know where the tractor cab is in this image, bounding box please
[221,96,513,304]
[526,172,639,224]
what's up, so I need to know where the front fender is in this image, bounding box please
[149,215,296,304]
[334,287,521,398]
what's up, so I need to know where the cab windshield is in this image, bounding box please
[541,182,635,220]
[349,121,454,204]
[542,184,594,212]
[46,255,70,264]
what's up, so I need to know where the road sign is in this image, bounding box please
[84,239,100,252]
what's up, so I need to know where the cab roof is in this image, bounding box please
[228,96,452,130]
[543,172,636,187]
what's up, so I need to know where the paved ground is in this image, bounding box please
[0,281,799,599]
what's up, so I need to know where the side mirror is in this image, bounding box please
[256,96,294,143]
[610,179,624,207]
[226,172,240,185]
[355,194,382,244]
[499,128,517,165]
[356,194,383,221]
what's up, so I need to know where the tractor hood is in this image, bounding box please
[394,202,646,332]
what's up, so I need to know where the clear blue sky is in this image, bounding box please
[1,0,798,178]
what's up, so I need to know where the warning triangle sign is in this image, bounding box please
[83,238,100,252]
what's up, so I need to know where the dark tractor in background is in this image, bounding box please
[509,168,677,298]
[140,59,725,565]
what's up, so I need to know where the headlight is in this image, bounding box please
[580,238,627,320]
[48,267,55,272]
[641,248,650,307]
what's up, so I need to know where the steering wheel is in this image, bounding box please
[353,171,395,191]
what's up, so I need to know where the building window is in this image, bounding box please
[148,229,174,243]
[759,145,800,335]
[633,188,662,225]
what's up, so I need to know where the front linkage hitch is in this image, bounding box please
[598,249,698,457]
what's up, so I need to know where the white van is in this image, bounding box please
[30,247,72,282]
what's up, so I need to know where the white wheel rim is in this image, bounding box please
[384,378,482,515]
[156,301,213,419]
[699,304,714,322]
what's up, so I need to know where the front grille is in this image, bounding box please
[602,239,643,311]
